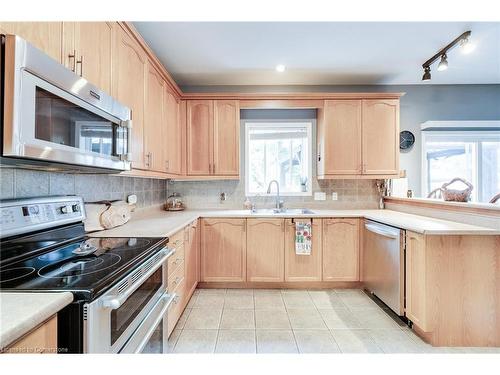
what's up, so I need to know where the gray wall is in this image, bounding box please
[183,84,500,196]
[0,168,167,209]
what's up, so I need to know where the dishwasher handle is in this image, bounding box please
[365,222,400,239]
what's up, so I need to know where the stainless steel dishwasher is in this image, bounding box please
[362,220,405,315]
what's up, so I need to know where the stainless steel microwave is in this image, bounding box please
[1,34,132,172]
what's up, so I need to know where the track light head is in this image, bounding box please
[437,54,448,71]
[422,66,431,81]
[460,36,475,54]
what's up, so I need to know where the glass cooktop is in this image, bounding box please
[0,236,168,300]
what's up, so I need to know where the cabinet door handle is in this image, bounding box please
[166,160,170,171]
[68,50,76,72]
[76,55,84,77]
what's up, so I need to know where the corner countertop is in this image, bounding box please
[89,207,500,239]
[0,292,73,349]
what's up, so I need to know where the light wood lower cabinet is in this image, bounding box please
[322,218,360,281]
[247,218,285,282]
[5,315,57,354]
[405,231,427,330]
[200,218,246,282]
[284,219,322,282]
[184,219,200,298]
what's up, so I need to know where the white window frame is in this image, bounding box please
[244,121,313,197]
[421,121,500,202]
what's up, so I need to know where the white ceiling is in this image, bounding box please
[134,22,500,86]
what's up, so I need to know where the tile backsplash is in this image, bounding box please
[167,178,380,209]
[0,168,167,209]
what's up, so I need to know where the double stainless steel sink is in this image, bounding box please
[250,208,316,215]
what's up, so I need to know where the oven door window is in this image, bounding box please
[141,318,165,353]
[34,87,127,157]
[110,267,163,346]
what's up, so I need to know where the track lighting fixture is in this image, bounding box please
[437,54,448,71]
[421,31,473,81]
[422,66,431,81]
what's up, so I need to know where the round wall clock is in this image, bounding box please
[400,130,415,150]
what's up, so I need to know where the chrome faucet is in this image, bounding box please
[267,180,283,212]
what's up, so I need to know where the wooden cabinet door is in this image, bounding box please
[200,218,246,282]
[165,88,182,175]
[185,220,200,298]
[213,100,240,176]
[144,61,166,172]
[284,219,322,282]
[74,22,114,94]
[114,27,147,170]
[322,218,360,281]
[361,99,399,175]
[319,100,362,175]
[247,218,285,282]
[187,100,213,175]
[0,22,63,62]
[405,231,427,330]
[5,315,57,354]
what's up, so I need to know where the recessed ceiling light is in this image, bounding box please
[275,64,285,73]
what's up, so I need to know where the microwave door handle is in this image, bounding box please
[101,247,175,310]
[365,223,399,239]
[133,292,176,354]
[119,119,133,161]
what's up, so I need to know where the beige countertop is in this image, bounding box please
[0,292,73,349]
[90,207,500,238]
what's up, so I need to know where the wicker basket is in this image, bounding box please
[441,178,473,202]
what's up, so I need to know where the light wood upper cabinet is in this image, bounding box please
[144,61,166,172]
[200,218,246,282]
[318,100,362,175]
[405,231,427,330]
[113,27,147,170]
[284,219,322,282]
[165,88,182,175]
[322,218,360,281]
[247,218,285,282]
[187,100,213,175]
[62,22,114,94]
[0,22,63,62]
[317,98,400,178]
[213,100,240,176]
[185,220,200,298]
[361,99,400,175]
[187,99,240,177]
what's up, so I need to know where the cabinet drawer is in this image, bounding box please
[168,260,185,292]
[168,244,185,277]
[168,278,186,336]
[169,230,184,249]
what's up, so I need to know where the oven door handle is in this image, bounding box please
[101,246,175,310]
[132,292,176,354]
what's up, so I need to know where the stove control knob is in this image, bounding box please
[60,205,73,214]
[72,204,81,212]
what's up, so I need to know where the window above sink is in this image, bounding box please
[244,121,313,197]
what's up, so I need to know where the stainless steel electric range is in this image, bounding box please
[0,196,175,353]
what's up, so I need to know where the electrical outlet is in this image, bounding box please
[314,192,326,201]
[331,192,338,201]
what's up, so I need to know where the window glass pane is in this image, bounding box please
[247,124,310,195]
[426,141,475,198]
[481,141,500,202]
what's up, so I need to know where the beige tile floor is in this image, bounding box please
[168,288,500,354]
